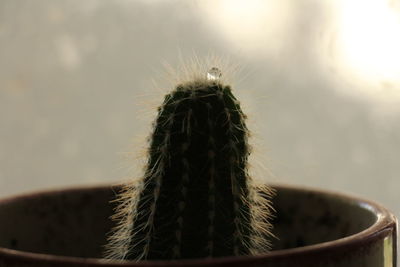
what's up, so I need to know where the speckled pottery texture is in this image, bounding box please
[0,184,397,267]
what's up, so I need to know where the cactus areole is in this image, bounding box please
[105,73,273,261]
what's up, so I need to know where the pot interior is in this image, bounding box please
[0,185,377,258]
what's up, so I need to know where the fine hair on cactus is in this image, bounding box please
[104,58,274,261]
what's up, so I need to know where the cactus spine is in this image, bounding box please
[105,73,273,261]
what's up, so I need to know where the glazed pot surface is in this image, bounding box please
[0,184,396,266]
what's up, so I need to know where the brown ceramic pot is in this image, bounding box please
[0,184,397,267]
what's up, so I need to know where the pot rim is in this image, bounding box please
[0,183,396,266]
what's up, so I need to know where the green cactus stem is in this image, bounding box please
[105,70,274,261]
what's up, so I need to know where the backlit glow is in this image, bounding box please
[199,0,290,55]
[337,0,400,81]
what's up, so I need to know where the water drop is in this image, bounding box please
[207,67,222,81]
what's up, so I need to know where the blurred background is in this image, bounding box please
[0,0,399,221]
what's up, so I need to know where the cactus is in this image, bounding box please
[105,68,274,261]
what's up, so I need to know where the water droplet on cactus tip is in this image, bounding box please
[207,67,222,81]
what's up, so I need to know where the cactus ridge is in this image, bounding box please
[105,79,274,261]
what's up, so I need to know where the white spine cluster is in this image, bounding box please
[103,180,144,260]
